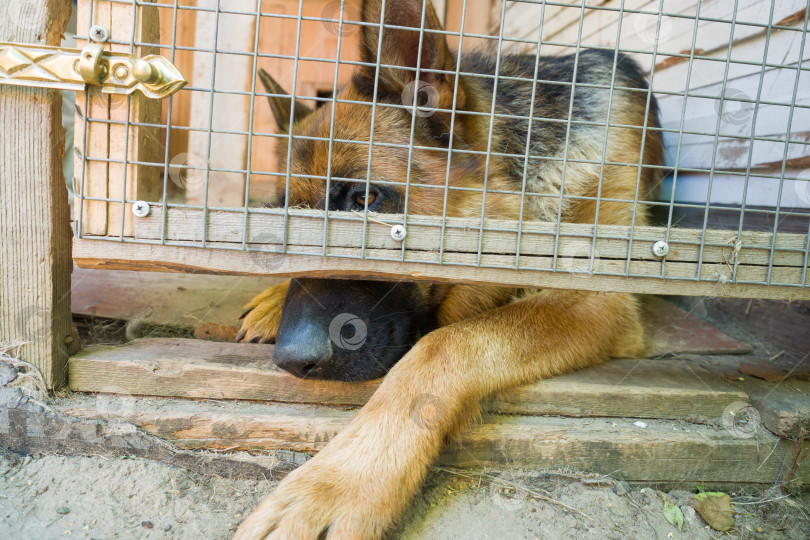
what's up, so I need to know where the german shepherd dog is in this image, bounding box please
[234,0,662,537]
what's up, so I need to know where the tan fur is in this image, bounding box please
[234,1,662,537]
[235,291,644,540]
[236,280,290,343]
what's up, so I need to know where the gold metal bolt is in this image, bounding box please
[132,59,159,84]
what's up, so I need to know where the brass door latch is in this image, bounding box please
[0,41,186,99]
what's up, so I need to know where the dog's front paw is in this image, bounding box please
[236,280,290,343]
[233,428,401,540]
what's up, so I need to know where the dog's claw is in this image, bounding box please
[235,330,246,342]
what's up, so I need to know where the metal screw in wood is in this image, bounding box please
[652,241,669,258]
[132,201,151,218]
[390,224,407,242]
[89,25,109,43]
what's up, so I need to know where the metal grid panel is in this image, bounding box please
[72,0,810,294]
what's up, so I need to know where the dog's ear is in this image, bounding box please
[359,0,462,112]
[258,69,313,133]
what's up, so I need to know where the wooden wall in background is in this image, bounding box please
[159,0,197,201]
[153,0,503,208]
[498,0,810,209]
[250,0,363,206]
[445,0,496,50]
[153,0,364,208]
[74,0,161,236]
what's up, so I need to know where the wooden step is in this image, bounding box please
[69,337,750,421]
[58,394,809,486]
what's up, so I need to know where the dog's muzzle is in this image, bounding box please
[272,278,428,382]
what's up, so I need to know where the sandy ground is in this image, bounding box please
[1,452,808,540]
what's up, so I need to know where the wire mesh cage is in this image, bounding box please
[71,0,810,299]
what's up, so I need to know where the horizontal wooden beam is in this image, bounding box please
[2,387,287,480]
[59,396,809,485]
[75,236,809,300]
[133,208,810,268]
[70,207,810,299]
[68,337,749,421]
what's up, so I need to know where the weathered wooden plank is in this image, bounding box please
[648,352,810,440]
[74,0,162,237]
[68,337,749,421]
[88,240,809,288]
[133,207,810,270]
[74,0,111,236]
[106,0,162,237]
[0,0,78,388]
[1,388,287,480]
[69,338,377,405]
[70,267,281,327]
[59,396,809,484]
[72,238,810,300]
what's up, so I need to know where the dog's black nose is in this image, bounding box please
[272,319,335,378]
[273,279,426,381]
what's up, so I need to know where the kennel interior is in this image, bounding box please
[60,0,809,301]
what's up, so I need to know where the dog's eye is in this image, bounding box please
[354,192,377,208]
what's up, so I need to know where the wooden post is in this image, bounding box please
[0,0,79,388]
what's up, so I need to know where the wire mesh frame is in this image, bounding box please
[72,0,810,292]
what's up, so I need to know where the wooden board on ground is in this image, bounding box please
[1,387,288,480]
[655,354,810,440]
[68,337,751,421]
[57,393,809,486]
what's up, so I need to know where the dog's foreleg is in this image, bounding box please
[234,290,644,540]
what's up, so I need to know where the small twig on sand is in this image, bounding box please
[781,428,808,489]
[432,466,591,520]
